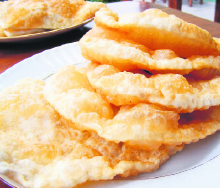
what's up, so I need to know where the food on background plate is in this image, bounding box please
[1,7,220,188]
[0,0,106,37]
[0,25,6,37]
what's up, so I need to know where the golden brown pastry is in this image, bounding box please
[1,6,220,188]
[85,63,220,113]
[0,0,106,37]
[43,64,220,152]
[94,8,220,58]
[0,26,6,37]
[0,78,183,187]
[79,26,220,79]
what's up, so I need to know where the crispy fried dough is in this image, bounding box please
[0,79,100,187]
[86,63,220,113]
[44,64,94,94]
[0,79,100,163]
[74,1,106,24]
[2,7,220,187]
[79,26,220,79]
[44,65,115,120]
[0,78,183,187]
[0,26,5,37]
[103,103,220,149]
[0,0,106,36]
[0,2,6,37]
[94,8,220,57]
[59,124,184,176]
[43,65,220,151]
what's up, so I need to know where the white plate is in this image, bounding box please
[1,42,220,188]
[0,18,93,43]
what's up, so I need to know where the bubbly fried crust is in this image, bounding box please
[0,0,106,36]
[2,7,220,187]
[79,26,220,79]
[44,65,115,120]
[0,79,103,187]
[44,64,95,94]
[61,124,184,176]
[0,26,6,37]
[94,8,220,58]
[74,2,106,24]
[0,79,101,162]
[103,104,220,149]
[86,63,220,113]
[0,78,183,187]
[43,64,220,151]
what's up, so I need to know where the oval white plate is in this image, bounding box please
[0,42,220,188]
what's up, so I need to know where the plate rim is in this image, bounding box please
[0,18,93,43]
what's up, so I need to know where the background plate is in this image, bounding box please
[0,18,93,43]
[0,42,220,188]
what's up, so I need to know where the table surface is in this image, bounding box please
[1,1,220,187]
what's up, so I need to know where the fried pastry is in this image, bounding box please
[0,0,106,37]
[86,62,220,113]
[103,103,220,150]
[0,78,183,187]
[43,64,220,152]
[0,26,5,37]
[44,65,115,120]
[79,26,220,79]
[1,5,220,188]
[94,8,220,57]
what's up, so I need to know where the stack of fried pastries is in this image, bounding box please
[0,73,184,188]
[1,8,220,188]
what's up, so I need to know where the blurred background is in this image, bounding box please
[86,0,215,22]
